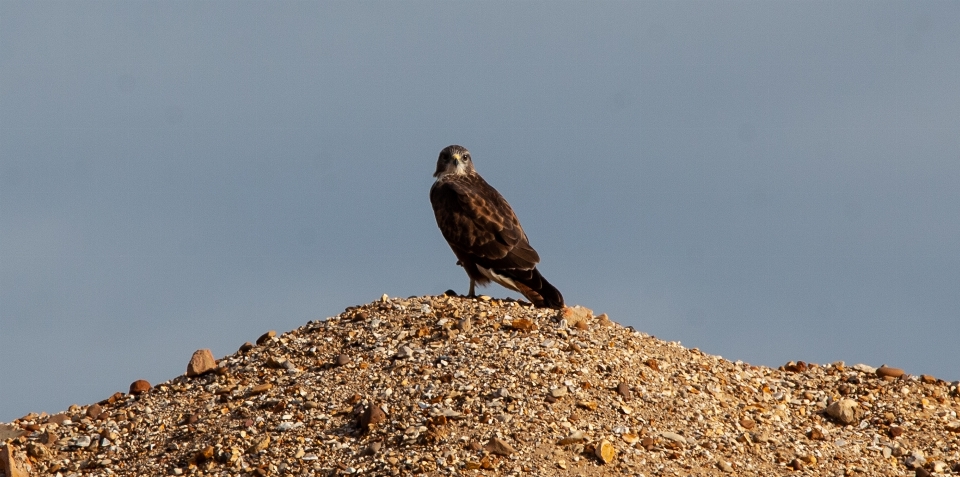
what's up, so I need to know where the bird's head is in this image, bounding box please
[434,145,475,178]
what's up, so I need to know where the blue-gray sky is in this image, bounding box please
[2,1,959,421]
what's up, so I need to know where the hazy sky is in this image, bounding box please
[3,1,959,421]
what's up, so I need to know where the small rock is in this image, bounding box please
[788,458,804,471]
[256,330,276,345]
[752,430,771,443]
[249,383,273,395]
[889,426,904,438]
[25,441,50,459]
[47,413,70,425]
[86,403,103,419]
[484,437,517,456]
[851,363,877,374]
[192,446,214,464]
[876,366,905,378]
[783,361,808,372]
[718,460,734,473]
[186,349,217,377]
[559,305,592,328]
[360,403,386,432]
[0,425,25,442]
[73,435,92,447]
[363,441,382,456]
[239,341,255,352]
[0,445,28,477]
[335,354,350,366]
[738,418,755,430]
[396,346,413,359]
[558,430,586,445]
[456,317,472,332]
[510,318,537,331]
[596,313,612,326]
[577,400,598,411]
[915,467,932,477]
[825,399,861,425]
[905,450,926,469]
[39,429,58,444]
[550,386,568,398]
[661,432,687,445]
[129,379,151,395]
[616,382,632,400]
[247,435,270,454]
[594,440,616,464]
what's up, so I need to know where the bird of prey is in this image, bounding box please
[430,145,564,309]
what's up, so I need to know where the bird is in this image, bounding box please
[429,145,564,309]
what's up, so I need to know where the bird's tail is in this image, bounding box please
[498,267,565,309]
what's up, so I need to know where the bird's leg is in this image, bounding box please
[468,279,476,298]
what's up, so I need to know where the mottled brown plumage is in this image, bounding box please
[430,145,564,309]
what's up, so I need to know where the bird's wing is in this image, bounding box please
[430,175,540,270]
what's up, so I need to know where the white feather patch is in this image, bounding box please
[477,265,521,293]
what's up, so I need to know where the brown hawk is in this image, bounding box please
[430,145,564,309]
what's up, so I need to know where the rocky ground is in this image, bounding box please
[2,294,960,477]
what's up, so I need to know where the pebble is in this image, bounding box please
[826,399,861,425]
[905,450,926,469]
[85,403,103,419]
[558,430,586,445]
[186,349,217,377]
[851,363,876,374]
[577,400,598,411]
[616,382,632,400]
[395,346,413,359]
[876,366,904,378]
[717,460,734,473]
[1,444,28,477]
[129,379,151,395]
[594,440,615,464]
[549,386,568,398]
[256,330,276,345]
[661,432,687,445]
[250,383,273,395]
[560,305,592,328]
[483,437,517,456]
[335,354,350,366]
[0,425,25,442]
[360,403,386,432]
[247,435,270,454]
[276,422,300,432]
[738,418,755,430]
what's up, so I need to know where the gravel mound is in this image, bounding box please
[2,294,959,476]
